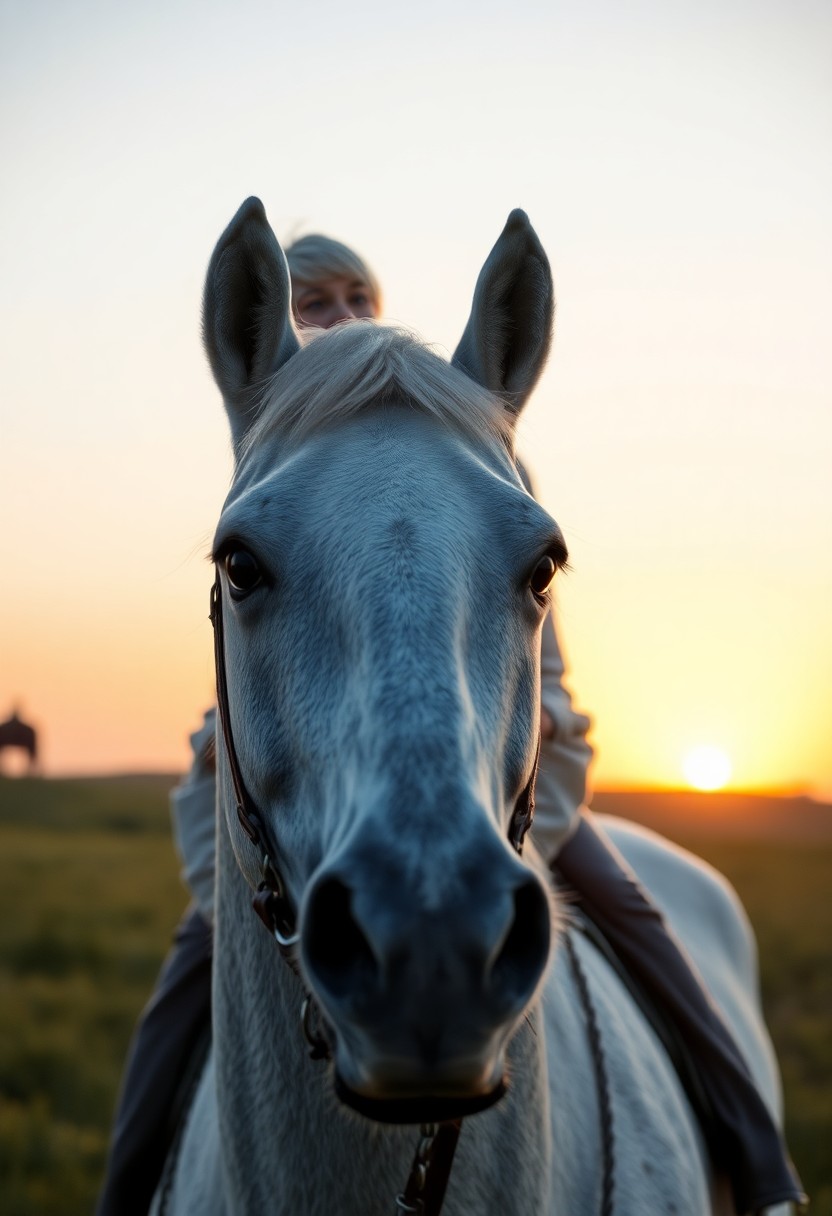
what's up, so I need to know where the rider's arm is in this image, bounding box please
[531,609,593,860]
[170,709,217,924]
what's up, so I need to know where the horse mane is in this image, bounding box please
[241,321,515,461]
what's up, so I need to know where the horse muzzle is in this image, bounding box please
[299,835,552,1123]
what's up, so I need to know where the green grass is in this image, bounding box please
[0,777,829,1213]
[0,777,186,1215]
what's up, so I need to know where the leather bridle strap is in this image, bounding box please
[395,1121,463,1215]
[210,579,263,847]
[209,576,298,952]
[509,731,540,855]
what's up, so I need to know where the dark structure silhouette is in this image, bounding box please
[0,708,38,773]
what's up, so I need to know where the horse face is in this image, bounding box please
[205,199,559,1120]
[213,404,560,1118]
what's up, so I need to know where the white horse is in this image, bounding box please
[154,199,790,1216]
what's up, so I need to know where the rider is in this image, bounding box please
[97,232,805,1216]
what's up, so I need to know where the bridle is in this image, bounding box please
[210,578,299,956]
[209,570,542,1215]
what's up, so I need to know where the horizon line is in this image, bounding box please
[2,769,830,807]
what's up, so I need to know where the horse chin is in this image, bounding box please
[332,1054,509,1125]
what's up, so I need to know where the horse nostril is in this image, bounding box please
[490,876,551,1001]
[304,875,379,999]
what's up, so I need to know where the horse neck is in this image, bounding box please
[212,812,553,1216]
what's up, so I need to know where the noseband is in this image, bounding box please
[209,571,542,1214]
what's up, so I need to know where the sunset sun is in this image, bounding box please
[683,746,732,792]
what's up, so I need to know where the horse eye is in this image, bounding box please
[224,548,263,596]
[529,555,557,599]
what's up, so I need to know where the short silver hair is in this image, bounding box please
[285,234,382,314]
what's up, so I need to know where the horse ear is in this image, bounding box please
[451,209,554,416]
[203,197,301,451]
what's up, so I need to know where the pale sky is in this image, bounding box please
[1,0,830,795]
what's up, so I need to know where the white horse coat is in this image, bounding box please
[153,200,789,1216]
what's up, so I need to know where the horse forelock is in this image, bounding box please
[239,321,515,468]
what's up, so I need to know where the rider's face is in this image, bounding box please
[293,276,378,330]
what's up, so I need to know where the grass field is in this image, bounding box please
[0,776,829,1214]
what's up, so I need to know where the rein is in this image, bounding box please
[209,572,541,1216]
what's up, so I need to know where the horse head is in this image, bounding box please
[204,198,563,1125]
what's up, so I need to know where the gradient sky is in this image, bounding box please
[1,0,830,795]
